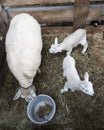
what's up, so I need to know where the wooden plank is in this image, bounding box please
[73,0,90,31]
[6,5,104,25]
[3,0,104,6]
[42,25,104,34]
[88,5,104,21]
[6,6,74,24]
[3,0,74,6]
[42,26,73,34]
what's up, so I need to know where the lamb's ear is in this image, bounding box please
[13,89,21,100]
[84,72,89,81]
[54,37,58,45]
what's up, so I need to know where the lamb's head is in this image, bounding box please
[13,85,36,102]
[80,72,94,96]
[49,37,62,53]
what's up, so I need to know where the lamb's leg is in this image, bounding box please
[60,82,68,93]
[82,41,88,54]
[67,48,72,55]
[80,34,88,54]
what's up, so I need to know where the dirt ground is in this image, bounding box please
[0,31,104,130]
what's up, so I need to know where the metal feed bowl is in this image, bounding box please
[27,94,56,124]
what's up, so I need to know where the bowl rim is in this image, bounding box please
[27,94,56,124]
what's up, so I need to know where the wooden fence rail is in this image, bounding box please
[3,0,104,6]
[3,5,104,24]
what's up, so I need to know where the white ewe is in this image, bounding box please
[49,29,88,55]
[61,55,94,96]
[5,13,43,102]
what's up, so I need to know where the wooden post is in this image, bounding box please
[73,0,90,31]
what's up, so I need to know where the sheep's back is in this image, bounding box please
[5,13,42,87]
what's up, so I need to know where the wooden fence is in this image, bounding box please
[1,0,104,33]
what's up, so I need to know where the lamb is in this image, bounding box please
[60,55,94,96]
[5,13,43,102]
[49,29,88,55]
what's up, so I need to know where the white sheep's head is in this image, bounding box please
[13,85,36,102]
[80,72,94,96]
[49,37,62,53]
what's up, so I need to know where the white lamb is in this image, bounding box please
[61,55,94,96]
[5,13,43,102]
[49,29,88,55]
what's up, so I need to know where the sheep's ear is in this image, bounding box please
[84,72,89,81]
[54,37,58,45]
[13,89,21,100]
[30,85,36,97]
